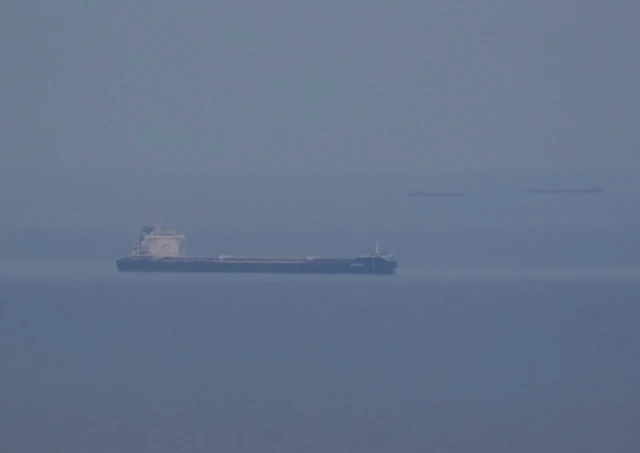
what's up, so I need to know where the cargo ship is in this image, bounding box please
[116,224,398,275]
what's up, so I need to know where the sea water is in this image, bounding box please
[1,241,639,453]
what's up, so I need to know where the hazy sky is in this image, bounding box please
[2,0,639,172]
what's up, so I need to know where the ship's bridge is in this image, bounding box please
[132,224,185,258]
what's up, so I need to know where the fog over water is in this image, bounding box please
[2,1,640,452]
[2,1,639,174]
[1,168,639,270]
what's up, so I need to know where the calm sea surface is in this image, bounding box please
[1,255,639,453]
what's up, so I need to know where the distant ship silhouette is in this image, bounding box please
[407,190,464,198]
[527,188,603,194]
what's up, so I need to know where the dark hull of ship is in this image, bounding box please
[116,256,397,275]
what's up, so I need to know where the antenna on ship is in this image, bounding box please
[376,238,380,255]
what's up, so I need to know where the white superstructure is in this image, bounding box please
[132,223,185,258]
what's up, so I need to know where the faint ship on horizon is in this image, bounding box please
[407,190,464,198]
[527,188,604,195]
